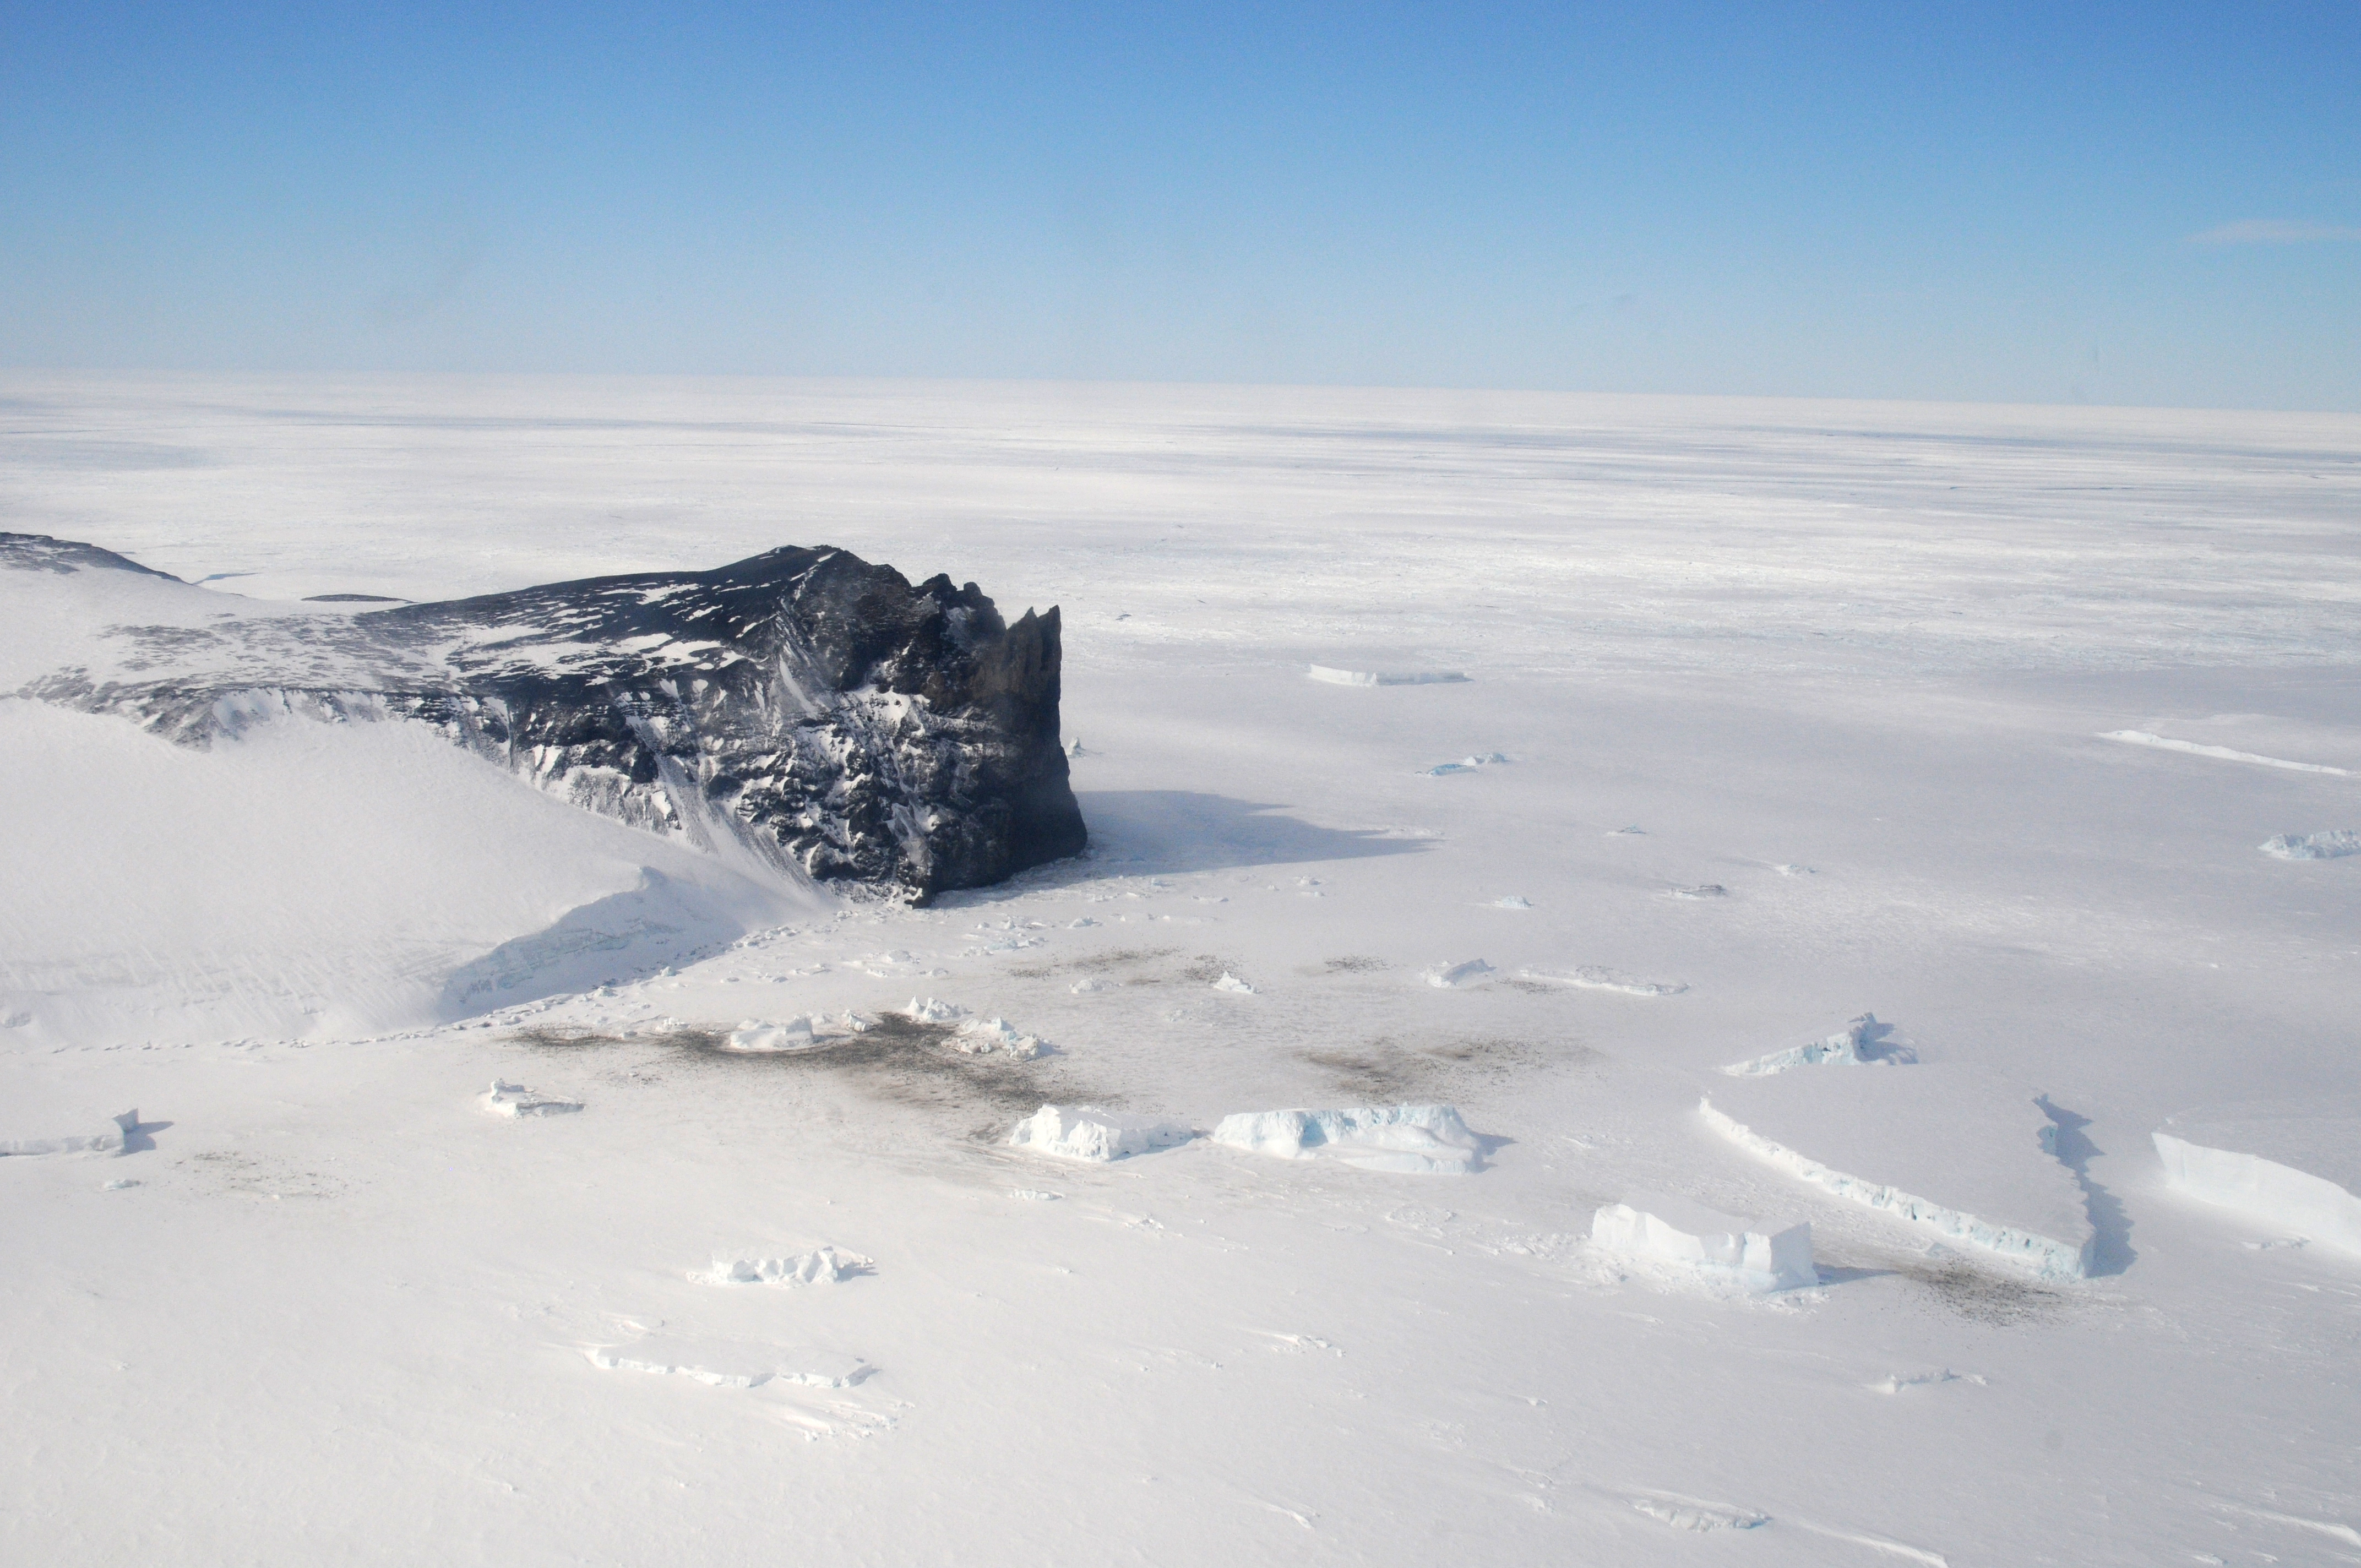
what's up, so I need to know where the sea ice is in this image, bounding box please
[1590,1191,1816,1291]
[482,1081,583,1118]
[1703,1065,2095,1279]
[2153,1098,2361,1255]
[2258,830,2361,861]
[697,1245,874,1286]
[1008,1104,1195,1162]
[0,1109,137,1157]
[1211,1105,1482,1174]
[1722,1014,1913,1075]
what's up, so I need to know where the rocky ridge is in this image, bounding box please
[3,533,1087,899]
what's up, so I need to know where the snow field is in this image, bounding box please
[7,378,2361,1567]
[589,1336,872,1390]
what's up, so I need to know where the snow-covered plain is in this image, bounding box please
[5,374,2361,1564]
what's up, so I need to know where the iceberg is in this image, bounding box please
[1591,1191,1816,1291]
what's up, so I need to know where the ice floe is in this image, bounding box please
[1722,1014,1913,1075]
[1520,966,1685,997]
[696,1246,874,1287]
[2259,830,2361,861]
[1702,1066,2095,1279]
[1306,665,1468,687]
[1008,1104,1195,1162]
[589,1336,871,1389]
[482,1081,583,1118]
[1211,972,1256,994]
[2153,1097,2361,1255]
[0,1109,138,1157]
[1423,959,1494,988]
[1211,1104,1482,1174]
[1590,1191,1816,1291]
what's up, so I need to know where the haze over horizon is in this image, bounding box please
[4,2,2357,411]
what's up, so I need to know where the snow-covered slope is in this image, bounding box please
[3,375,2359,1567]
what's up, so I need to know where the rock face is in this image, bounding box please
[4,534,1086,900]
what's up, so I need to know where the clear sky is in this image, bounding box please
[3,2,2357,408]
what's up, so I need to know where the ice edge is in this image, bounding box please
[1700,1097,2093,1280]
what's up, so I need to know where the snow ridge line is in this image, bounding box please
[2099,730,2352,777]
[1698,1098,2093,1280]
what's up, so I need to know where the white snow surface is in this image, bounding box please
[1212,1104,1483,1173]
[5,375,2361,1566]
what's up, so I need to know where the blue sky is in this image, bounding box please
[3,2,2356,407]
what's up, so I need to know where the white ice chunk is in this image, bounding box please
[1722,1014,1913,1075]
[589,1336,870,1389]
[725,1017,817,1052]
[1702,1066,2094,1279]
[903,995,966,1023]
[482,1080,583,1118]
[1423,959,1493,988]
[0,1108,137,1157]
[2259,830,2361,861]
[2154,1097,2361,1255]
[1590,1190,1816,1291]
[697,1245,874,1287]
[1009,1104,1195,1162]
[1211,972,1256,993]
[1212,1104,1482,1174]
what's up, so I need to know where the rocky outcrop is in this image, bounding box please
[4,534,1086,900]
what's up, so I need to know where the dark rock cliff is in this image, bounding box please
[4,533,1087,900]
